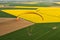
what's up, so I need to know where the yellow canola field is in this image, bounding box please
[2,7,60,23]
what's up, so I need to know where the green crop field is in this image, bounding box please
[0,2,51,7]
[0,11,16,18]
[0,23,60,40]
[0,2,60,40]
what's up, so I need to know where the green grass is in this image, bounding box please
[0,22,60,40]
[0,2,51,7]
[0,2,60,7]
[9,3,51,7]
[0,11,16,18]
[0,8,37,10]
[9,4,51,7]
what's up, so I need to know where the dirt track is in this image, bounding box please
[0,18,34,36]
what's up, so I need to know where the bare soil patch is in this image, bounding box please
[0,18,34,36]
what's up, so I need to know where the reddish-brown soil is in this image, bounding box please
[0,18,34,36]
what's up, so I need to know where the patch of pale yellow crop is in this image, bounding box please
[21,2,38,4]
[54,2,60,4]
[0,5,4,8]
[14,6,38,8]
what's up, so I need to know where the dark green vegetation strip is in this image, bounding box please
[9,2,60,7]
[9,3,51,7]
[0,2,60,7]
[0,8,37,10]
[0,2,51,7]
[0,22,60,40]
[0,11,16,18]
[10,2,60,7]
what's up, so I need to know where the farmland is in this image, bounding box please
[0,23,60,40]
[1,7,60,23]
[0,2,60,40]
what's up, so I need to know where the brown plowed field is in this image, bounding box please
[0,18,34,36]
